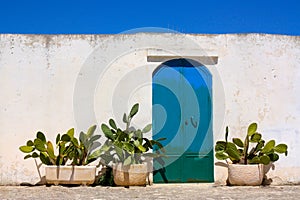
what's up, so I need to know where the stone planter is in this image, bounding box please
[227,164,264,186]
[113,163,148,186]
[45,165,96,185]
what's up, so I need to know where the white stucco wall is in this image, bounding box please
[0,33,299,185]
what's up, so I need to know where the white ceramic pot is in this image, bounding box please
[227,164,264,186]
[113,163,148,186]
[45,165,96,185]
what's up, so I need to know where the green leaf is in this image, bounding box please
[248,156,260,164]
[66,128,74,138]
[109,119,117,130]
[128,132,134,139]
[226,142,238,152]
[260,155,271,165]
[142,124,152,133]
[256,140,265,151]
[37,132,46,143]
[232,138,244,148]
[101,124,115,140]
[250,133,262,143]
[40,152,51,165]
[26,140,34,146]
[137,145,146,152]
[19,145,34,153]
[129,103,139,118]
[123,156,132,166]
[133,140,140,147]
[247,123,257,136]
[87,124,97,138]
[215,141,226,151]
[115,145,124,161]
[116,129,127,141]
[64,145,72,156]
[227,148,241,161]
[76,148,82,156]
[261,140,275,153]
[34,138,47,152]
[274,144,288,154]
[61,134,71,142]
[47,141,56,160]
[24,155,32,159]
[72,138,79,147]
[32,152,39,158]
[268,153,279,162]
[123,142,134,153]
[215,151,229,160]
[132,140,146,152]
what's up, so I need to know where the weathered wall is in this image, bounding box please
[0,33,299,185]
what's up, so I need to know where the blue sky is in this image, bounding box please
[0,0,299,35]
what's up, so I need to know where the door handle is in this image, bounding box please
[190,117,197,128]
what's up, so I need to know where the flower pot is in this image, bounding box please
[113,163,148,186]
[45,165,96,185]
[227,164,264,186]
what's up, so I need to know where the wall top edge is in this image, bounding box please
[0,33,299,38]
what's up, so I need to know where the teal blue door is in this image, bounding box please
[153,58,213,183]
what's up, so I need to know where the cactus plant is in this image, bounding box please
[99,103,166,166]
[19,125,101,166]
[215,122,288,165]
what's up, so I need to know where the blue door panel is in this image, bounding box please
[153,58,213,183]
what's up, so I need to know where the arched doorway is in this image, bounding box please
[152,58,213,183]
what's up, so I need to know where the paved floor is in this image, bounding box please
[0,184,300,200]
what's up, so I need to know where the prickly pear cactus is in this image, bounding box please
[19,131,61,165]
[215,122,288,165]
[19,125,101,166]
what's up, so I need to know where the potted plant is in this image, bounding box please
[19,125,101,185]
[99,103,165,186]
[215,122,288,186]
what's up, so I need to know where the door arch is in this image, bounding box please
[152,58,213,183]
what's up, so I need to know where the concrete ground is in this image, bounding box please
[0,184,300,200]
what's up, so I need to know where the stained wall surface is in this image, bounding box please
[0,33,299,185]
